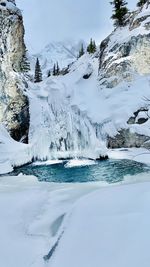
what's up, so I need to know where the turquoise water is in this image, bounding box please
[10,159,150,184]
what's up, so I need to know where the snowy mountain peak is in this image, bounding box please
[30,40,86,76]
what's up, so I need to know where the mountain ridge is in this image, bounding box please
[29,40,86,77]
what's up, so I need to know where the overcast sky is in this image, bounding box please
[16,0,137,53]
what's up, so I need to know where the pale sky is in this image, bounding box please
[16,0,137,53]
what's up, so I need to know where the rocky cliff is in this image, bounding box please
[99,2,150,87]
[0,0,29,143]
[99,2,150,148]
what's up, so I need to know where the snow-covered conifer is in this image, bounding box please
[34,58,42,83]
[110,0,129,27]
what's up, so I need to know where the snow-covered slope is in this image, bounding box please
[50,174,150,267]
[1,173,150,267]
[30,40,86,77]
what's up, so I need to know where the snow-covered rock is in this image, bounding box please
[0,125,32,174]
[0,0,29,142]
[98,2,150,148]
[99,3,150,87]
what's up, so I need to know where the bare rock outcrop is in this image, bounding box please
[0,0,29,142]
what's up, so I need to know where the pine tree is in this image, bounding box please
[34,58,42,83]
[53,64,56,76]
[137,0,147,7]
[56,62,60,75]
[110,0,129,27]
[78,43,85,58]
[47,70,51,77]
[87,38,92,53]
[20,49,30,73]
[93,41,97,53]
[87,39,97,54]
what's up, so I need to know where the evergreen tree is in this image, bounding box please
[87,39,97,54]
[110,0,129,27]
[137,0,147,7]
[47,70,51,77]
[87,38,92,53]
[34,58,42,83]
[56,62,60,75]
[78,43,85,58]
[93,41,97,53]
[20,49,30,73]
[53,64,56,76]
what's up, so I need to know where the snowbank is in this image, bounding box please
[50,173,150,267]
[0,125,32,174]
[1,173,150,267]
[0,174,106,267]
[108,147,150,165]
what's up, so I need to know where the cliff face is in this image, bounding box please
[98,3,150,148]
[99,3,150,88]
[0,0,29,143]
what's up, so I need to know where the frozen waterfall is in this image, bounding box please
[29,83,106,160]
